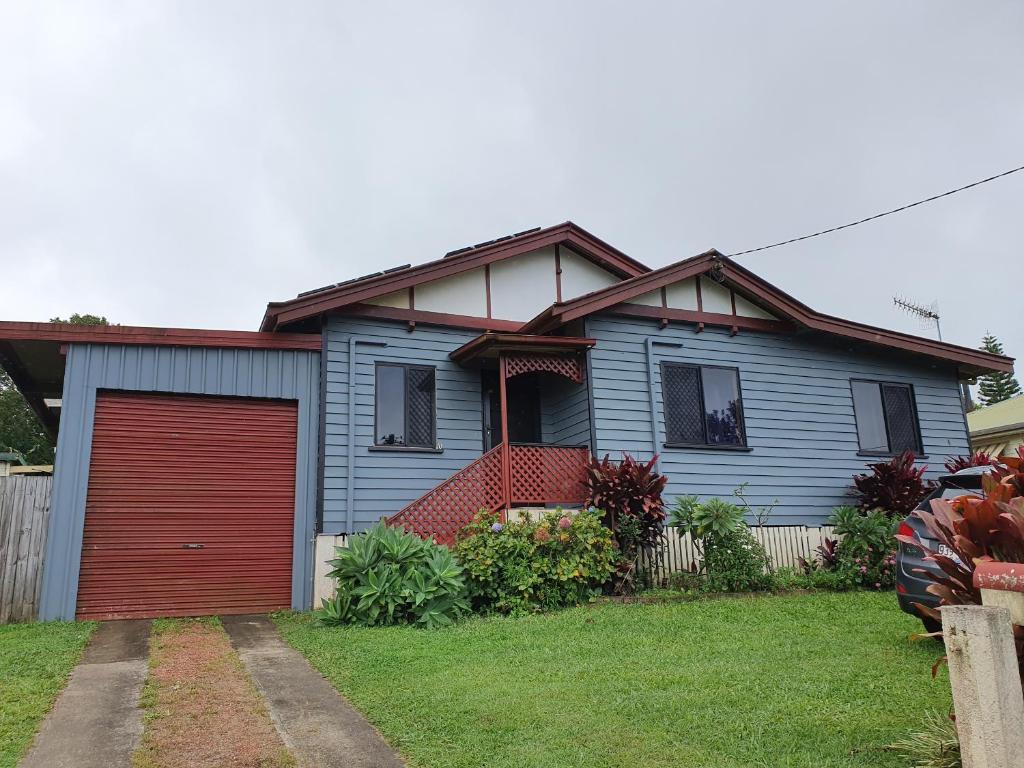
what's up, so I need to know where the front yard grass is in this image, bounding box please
[0,621,95,768]
[275,591,951,768]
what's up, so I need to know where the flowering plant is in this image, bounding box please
[454,508,618,615]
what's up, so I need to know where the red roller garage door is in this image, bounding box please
[76,392,298,620]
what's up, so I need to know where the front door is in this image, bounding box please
[482,371,542,450]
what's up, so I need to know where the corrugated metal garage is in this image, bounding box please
[77,392,299,620]
[21,337,323,622]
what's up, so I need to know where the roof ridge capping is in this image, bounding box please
[521,248,1013,377]
[260,221,650,331]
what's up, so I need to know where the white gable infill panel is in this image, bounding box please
[622,276,777,321]
[666,278,699,310]
[559,248,619,299]
[733,293,777,320]
[366,289,410,309]
[700,277,733,314]
[414,267,488,316]
[490,246,557,321]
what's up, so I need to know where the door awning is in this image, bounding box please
[449,333,595,366]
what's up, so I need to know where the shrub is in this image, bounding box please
[828,506,897,589]
[943,451,996,474]
[852,451,935,516]
[898,448,1024,678]
[583,453,668,592]
[670,496,773,593]
[319,523,471,628]
[454,509,619,615]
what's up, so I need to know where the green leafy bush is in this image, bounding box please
[670,496,773,593]
[319,523,471,628]
[454,509,619,615]
[822,506,897,590]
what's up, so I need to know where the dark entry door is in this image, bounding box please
[482,371,542,450]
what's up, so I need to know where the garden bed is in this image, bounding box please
[275,591,950,768]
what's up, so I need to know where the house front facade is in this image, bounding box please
[0,222,1011,621]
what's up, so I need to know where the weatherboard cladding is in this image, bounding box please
[38,343,320,621]
[323,316,484,534]
[541,372,592,447]
[584,314,970,525]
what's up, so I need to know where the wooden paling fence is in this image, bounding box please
[637,524,838,588]
[0,476,53,623]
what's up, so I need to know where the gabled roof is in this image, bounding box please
[521,249,1013,377]
[260,222,649,331]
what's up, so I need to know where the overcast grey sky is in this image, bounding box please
[2,1,1022,366]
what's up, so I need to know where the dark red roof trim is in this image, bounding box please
[607,304,795,334]
[521,250,1013,376]
[340,304,523,333]
[261,222,649,331]
[450,333,596,365]
[0,321,322,351]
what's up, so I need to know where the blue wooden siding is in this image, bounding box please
[585,314,970,525]
[323,316,483,534]
[39,344,321,621]
[541,374,592,447]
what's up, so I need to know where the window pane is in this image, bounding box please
[663,364,704,444]
[882,384,921,454]
[406,367,436,447]
[851,381,888,452]
[376,365,406,445]
[702,367,745,446]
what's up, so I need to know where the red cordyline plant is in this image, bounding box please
[943,451,996,474]
[853,451,935,516]
[583,453,667,592]
[897,447,1024,679]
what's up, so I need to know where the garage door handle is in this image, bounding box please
[182,543,205,549]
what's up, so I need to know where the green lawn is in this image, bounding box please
[0,621,95,768]
[275,592,951,768]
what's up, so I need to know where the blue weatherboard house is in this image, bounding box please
[0,222,1011,620]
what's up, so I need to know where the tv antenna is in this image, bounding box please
[893,296,942,341]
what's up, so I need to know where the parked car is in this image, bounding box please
[896,466,990,632]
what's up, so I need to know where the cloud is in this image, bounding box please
[1,0,1021,368]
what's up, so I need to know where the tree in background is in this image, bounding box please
[0,314,109,464]
[50,313,109,325]
[977,333,1022,407]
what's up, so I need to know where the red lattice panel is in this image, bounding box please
[510,445,589,506]
[387,445,504,546]
[504,354,584,384]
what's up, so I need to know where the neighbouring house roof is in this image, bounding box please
[968,394,1024,456]
[449,333,596,366]
[260,222,650,331]
[0,321,322,439]
[520,249,1013,378]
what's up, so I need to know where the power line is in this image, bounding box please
[728,163,1024,258]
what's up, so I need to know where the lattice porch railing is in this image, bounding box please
[510,444,589,506]
[387,443,591,545]
[387,445,504,546]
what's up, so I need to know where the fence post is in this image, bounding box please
[941,604,1024,768]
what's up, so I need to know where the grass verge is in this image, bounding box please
[0,621,95,768]
[275,591,951,768]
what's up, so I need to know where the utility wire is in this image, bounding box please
[728,164,1024,257]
